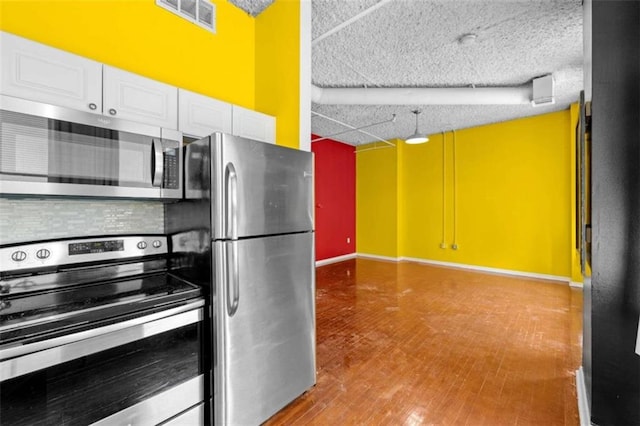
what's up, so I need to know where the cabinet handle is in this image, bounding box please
[88,103,97,110]
[108,108,117,115]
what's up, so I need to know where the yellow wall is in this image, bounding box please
[255,0,300,149]
[358,110,575,278]
[0,0,254,107]
[356,142,399,258]
[0,0,301,147]
[400,132,447,258]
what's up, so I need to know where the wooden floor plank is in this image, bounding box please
[265,259,582,425]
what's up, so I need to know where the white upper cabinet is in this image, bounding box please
[232,105,276,144]
[103,66,178,129]
[1,31,275,138]
[1,31,177,129]
[178,89,232,138]
[0,31,103,113]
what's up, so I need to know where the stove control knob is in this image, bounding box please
[152,240,162,249]
[11,251,27,262]
[137,241,148,250]
[36,249,51,260]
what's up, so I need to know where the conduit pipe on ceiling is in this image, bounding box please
[311,114,396,143]
[311,84,533,105]
[312,0,394,45]
[311,110,394,148]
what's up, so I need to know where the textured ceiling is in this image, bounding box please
[228,0,274,16]
[311,0,583,145]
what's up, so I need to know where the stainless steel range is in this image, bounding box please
[0,235,206,426]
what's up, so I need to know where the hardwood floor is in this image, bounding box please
[266,258,583,425]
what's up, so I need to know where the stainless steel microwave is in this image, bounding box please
[0,95,182,199]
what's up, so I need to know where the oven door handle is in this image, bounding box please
[0,300,204,382]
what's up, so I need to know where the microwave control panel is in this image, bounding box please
[164,148,179,189]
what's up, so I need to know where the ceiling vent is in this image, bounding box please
[531,74,555,107]
[157,0,216,34]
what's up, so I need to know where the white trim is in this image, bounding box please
[353,254,572,283]
[576,367,591,426]
[315,253,356,267]
[356,253,399,262]
[399,257,571,283]
[570,281,584,289]
[298,0,311,152]
[353,254,574,283]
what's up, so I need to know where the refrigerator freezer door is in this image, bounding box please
[214,232,316,425]
[212,133,314,239]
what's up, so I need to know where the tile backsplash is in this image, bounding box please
[0,198,164,244]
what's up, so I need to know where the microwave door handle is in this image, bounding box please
[151,140,163,187]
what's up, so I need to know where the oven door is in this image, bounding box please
[0,301,205,426]
[0,95,182,199]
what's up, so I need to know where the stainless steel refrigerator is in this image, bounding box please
[170,132,316,425]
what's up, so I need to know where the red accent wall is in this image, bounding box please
[312,136,356,261]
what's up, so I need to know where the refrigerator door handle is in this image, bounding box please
[224,162,238,240]
[224,162,239,316]
[226,240,240,316]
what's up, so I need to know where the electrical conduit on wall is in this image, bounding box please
[441,131,447,249]
[439,130,458,251]
[452,130,458,250]
[359,111,573,279]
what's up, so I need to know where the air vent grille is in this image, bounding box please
[157,0,216,34]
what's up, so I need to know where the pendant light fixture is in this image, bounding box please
[405,109,429,144]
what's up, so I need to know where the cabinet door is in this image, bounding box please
[232,105,276,144]
[178,89,232,138]
[103,65,178,129]
[0,31,102,113]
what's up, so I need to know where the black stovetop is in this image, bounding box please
[0,260,202,346]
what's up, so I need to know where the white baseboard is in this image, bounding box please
[353,254,572,284]
[570,281,584,289]
[355,253,399,262]
[401,257,572,283]
[399,256,571,284]
[315,253,356,267]
[576,367,591,426]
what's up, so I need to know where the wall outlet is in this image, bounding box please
[451,244,459,250]
[439,243,447,249]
